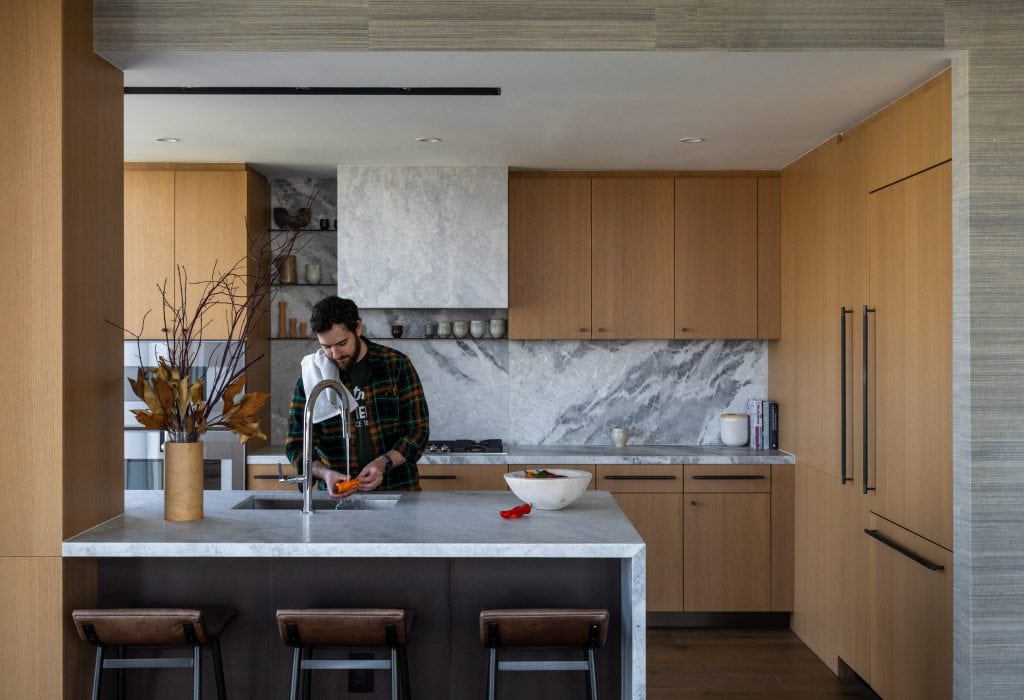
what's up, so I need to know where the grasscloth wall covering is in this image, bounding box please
[92,1,1024,697]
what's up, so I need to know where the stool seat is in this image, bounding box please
[275,608,412,700]
[73,607,235,647]
[479,609,608,648]
[480,608,609,700]
[276,608,410,647]
[72,607,234,700]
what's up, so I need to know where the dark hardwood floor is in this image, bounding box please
[647,627,881,699]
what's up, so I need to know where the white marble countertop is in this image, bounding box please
[62,489,645,559]
[247,443,795,466]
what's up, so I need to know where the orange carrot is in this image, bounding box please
[334,479,360,495]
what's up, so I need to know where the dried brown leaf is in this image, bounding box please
[130,409,166,430]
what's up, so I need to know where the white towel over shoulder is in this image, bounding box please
[300,350,358,424]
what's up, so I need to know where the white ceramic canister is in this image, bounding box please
[720,413,749,447]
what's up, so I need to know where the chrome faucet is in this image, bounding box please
[278,378,351,515]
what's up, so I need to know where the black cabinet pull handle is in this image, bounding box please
[690,500,698,506]
[841,306,853,484]
[864,529,944,571]
[862,305,876,494]
[420,474,458,480]
[690,474,765,480]
[602,475,677,481]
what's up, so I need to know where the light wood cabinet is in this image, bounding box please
[591,178,674,339]
[124,170,174,338]
[867,515,952,700]
[868,162,953,550]
[123,164,269,340]
[683,465,771,612]
[857,70,952,193]
[674,178,758,339]
[246,462,297,491]
[508,177,592,339]
[776,69,952,691]
[509,173,780,340]
[597,464,684,612]
[417,464,509,491]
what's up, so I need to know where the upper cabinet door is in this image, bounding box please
[860,69,951,192]
[174,171,248,340]
[591,178,675,339]
[868,162,952,550]
[675,178,758,339]
[508,177,592,339]
[124,170,175,339]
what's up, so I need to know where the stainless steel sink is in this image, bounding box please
[232,495,401,511]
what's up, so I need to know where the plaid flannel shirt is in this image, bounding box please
[285,338,429,491]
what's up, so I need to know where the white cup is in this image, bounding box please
[452,321,469,339]
[436,321,452,338]
[470,320,487,338]
[489,318,507,338]
[304,263,321,284]
[611,426,629,447]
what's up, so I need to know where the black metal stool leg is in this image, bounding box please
[193,644,202,700]
[486,647,497,700]
[399,646,412,700]
[91,646,104,700]
[212,640,227,700]
[587,647,598,700]
[302,647,313,700]
[390,647,399,700]
[289,647,301,700]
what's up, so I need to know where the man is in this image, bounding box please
[285,296,429,494]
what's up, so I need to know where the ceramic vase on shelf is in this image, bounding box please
[164,441,204,521]
[304,263,321,284]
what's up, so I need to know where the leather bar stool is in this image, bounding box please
[480,608,609,700]
[71,607,235,700]
[275,608,412,700]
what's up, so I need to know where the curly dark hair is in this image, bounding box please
[310,296,361,334]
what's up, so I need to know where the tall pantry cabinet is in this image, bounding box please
[775,69,952,699]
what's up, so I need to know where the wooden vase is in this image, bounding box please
[164,441,204,521]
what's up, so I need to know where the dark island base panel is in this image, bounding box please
[95,557,622,700]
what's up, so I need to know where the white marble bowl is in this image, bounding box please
[504,469,592,510]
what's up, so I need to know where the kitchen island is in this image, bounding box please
[64,489,645,699]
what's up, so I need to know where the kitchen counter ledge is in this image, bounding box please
[248,443,794,466]
[62,489,644,559]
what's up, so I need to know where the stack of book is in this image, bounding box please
[746,399,779,450]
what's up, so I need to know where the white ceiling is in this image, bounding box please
[107,50,954,178]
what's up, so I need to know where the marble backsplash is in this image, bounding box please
[268,338,766,447]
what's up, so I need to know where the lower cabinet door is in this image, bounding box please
[417,464,509,491]
[612,493,684,612]
[868,517,952,700]
[684,493,771,611]
[246,463,298,491]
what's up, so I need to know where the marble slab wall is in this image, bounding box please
[269,337,766,447]
[336,166,508,308]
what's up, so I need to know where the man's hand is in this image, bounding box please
[311,461,353,500]
[357,459,386,491]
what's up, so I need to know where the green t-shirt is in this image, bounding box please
[342,352,375,469]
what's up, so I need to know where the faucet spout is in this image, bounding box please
[283,378,351,515]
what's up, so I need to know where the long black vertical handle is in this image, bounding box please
[840,307,853,484]
[862,305,876,494]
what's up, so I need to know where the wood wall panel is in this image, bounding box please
[61,0,126,541]
[246,170,271,451]
[0,0,65,558]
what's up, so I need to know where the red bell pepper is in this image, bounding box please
[499,503,532,519]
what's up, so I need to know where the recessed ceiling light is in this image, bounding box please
[416,137,443,143]
[679,137,706,144]
[154,137,182,143]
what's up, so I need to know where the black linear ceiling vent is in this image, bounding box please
[125,86,501,96]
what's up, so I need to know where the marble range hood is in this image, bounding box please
[337,166,508,309]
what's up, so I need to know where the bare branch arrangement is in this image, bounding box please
[119,186,319,443]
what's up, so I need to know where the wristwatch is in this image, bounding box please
[381,454,394,472]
